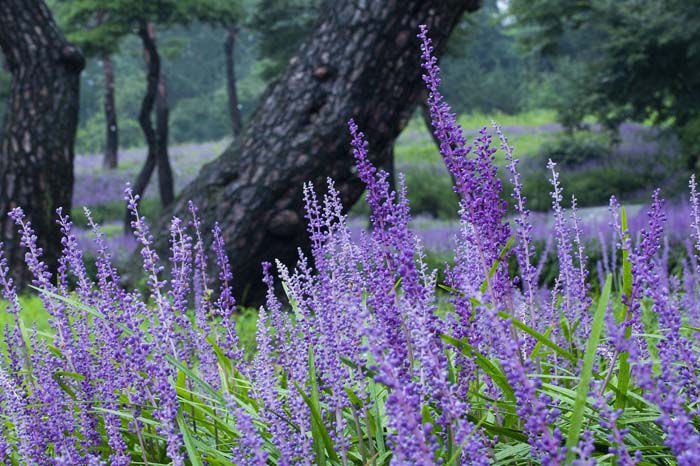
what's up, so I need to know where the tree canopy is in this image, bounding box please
[510,0,700,132]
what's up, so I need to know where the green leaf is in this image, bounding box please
[442,334,516,401]
[565,274,611,463]
[480,234,516,294]
[52,370,85,400]
[177,412,204,466]
[496,313,577,364]
[617,207,633,410]
[529,325,554,360]
[292,345,339,464]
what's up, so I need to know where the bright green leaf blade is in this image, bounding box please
[565,274,611,462]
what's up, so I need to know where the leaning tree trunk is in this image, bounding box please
[0,0,84,287]
[224,24,243,137]
[152,0,480,304]
[102,52,119,169]
[155,72,173,207]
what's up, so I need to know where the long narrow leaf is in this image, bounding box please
[565,274,611,462]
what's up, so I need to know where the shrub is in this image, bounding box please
[518,129,685,210]
[1,27,700,466]
[536,131,611,169]
[401,162,458,219]
[680,117,700,170]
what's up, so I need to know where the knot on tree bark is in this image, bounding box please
[59,44,85,72]
[313,64,335,80]
[267,209,301,238]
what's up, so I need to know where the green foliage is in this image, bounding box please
[53,0,249,154]
[537,130,611,168]
[70,198,161,228]
[248,0,318,81]
[510,0,700,136]
[8,279,681,464]
[443,0,530,114]
[169,90,230,144]
[521,165,652,211]
[402,164,458,219]
[0,296,50,354]
[517,130,682,210]
[57,0,245,56]
[680,117,700,170]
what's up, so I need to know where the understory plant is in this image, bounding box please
[1,27,700,465]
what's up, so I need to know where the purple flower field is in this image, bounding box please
[2,28,699,466]
[73,141,224,208]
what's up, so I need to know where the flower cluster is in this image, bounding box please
[1,27,699,466]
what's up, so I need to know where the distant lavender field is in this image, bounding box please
[72,122,681,264]
[78,200,694,270]
[350,201,694,256]
[73,140,226,208]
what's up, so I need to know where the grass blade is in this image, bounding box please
[565,274,611,462]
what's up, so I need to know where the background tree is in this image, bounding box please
[442,0,530,115]
[134,19,174,211]
[60,0,245,227]
[509,0,700,166]
[249,0,319,82]
[198,0,248,137]
[151,0,481,304]
[57,3,128,169]
[0,0,85,286]
[224,24,243,136]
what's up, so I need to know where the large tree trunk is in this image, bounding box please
[0,0,84,287]
[224,24,243,137]
[152,0,480,304]
[102,52,119,169]
[156,72,174,206]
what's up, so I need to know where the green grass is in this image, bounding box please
[456,109,558,129]
[71,198,162,229]
[0,295,51,353]
[394,109,560,166]
[0,294,259,358]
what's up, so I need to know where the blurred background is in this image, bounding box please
[1,0,698,286]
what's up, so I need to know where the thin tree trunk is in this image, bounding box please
[126,21,162,232]
[0,0,84,287]
[156,72,174,206]
[151,0,480,304]
[102,52,119,169]
[224,24,243,137]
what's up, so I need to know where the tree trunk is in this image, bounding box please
[156,72,174,206]
[224,24,243,137]
[127,21,175,230]
[152,0,480,304]
[102,52,119,169]
[0,0,84,287]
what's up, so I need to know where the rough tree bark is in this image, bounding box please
[152,0,480,304]
[224,24,243,137]
[126,21,173,231]
[0,0,84,287]
[102,52,119,169]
